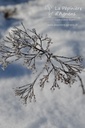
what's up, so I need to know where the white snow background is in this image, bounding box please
[0,0,85,128]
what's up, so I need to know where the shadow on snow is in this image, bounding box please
[0,64,31,78]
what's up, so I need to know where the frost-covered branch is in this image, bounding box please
[0,24,85,104]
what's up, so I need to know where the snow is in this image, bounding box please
[0,0,85,128]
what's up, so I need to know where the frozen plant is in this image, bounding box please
[0,23,85,104]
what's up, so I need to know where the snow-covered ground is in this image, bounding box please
[0,0,85,128]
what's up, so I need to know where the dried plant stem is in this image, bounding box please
[0,24,85,104]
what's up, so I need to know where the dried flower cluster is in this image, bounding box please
[0,24,84,104]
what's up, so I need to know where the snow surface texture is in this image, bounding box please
[0,0,85,128]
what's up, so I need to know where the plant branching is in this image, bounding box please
[0,23,85,104]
